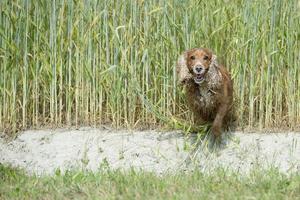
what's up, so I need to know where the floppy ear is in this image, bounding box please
[207,54,223,89]
[176,52,192,84]
[210,54,219,68]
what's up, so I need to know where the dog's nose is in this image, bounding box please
[195,66,203,73]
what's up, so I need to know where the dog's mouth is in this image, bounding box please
[193,73,205,84]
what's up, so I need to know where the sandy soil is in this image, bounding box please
[1,127,300,175]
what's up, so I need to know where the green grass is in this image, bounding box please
[1,164,300,200]
[0,0,299,133]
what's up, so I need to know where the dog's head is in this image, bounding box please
[177,48,217,85]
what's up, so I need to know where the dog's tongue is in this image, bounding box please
[194,74,205,84]
[197,74,203,79]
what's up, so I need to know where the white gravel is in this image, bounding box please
[1,127,300,175]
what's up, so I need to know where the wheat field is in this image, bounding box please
[0,0,299,133]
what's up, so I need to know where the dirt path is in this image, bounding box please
[1,127,300,175]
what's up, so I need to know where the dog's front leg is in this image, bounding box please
[212,102,229,137]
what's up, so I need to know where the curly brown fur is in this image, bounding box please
[176,48,234,137]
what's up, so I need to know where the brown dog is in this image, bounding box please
[176,48,234,137]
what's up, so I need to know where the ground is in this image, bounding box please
[1,127,300,175]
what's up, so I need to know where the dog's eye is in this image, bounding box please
[203,55,209,60]
[190,56,195,60]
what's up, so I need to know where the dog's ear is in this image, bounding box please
[210,54,219,68]
[207,54,223,87]
[176,51,192,85]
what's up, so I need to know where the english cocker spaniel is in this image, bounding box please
[176,48,234,137]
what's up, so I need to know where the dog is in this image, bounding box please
[176,48,234,138]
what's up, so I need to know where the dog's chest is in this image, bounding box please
[195,87,217,108]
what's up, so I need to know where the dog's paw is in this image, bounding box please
[211,123,222,138]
